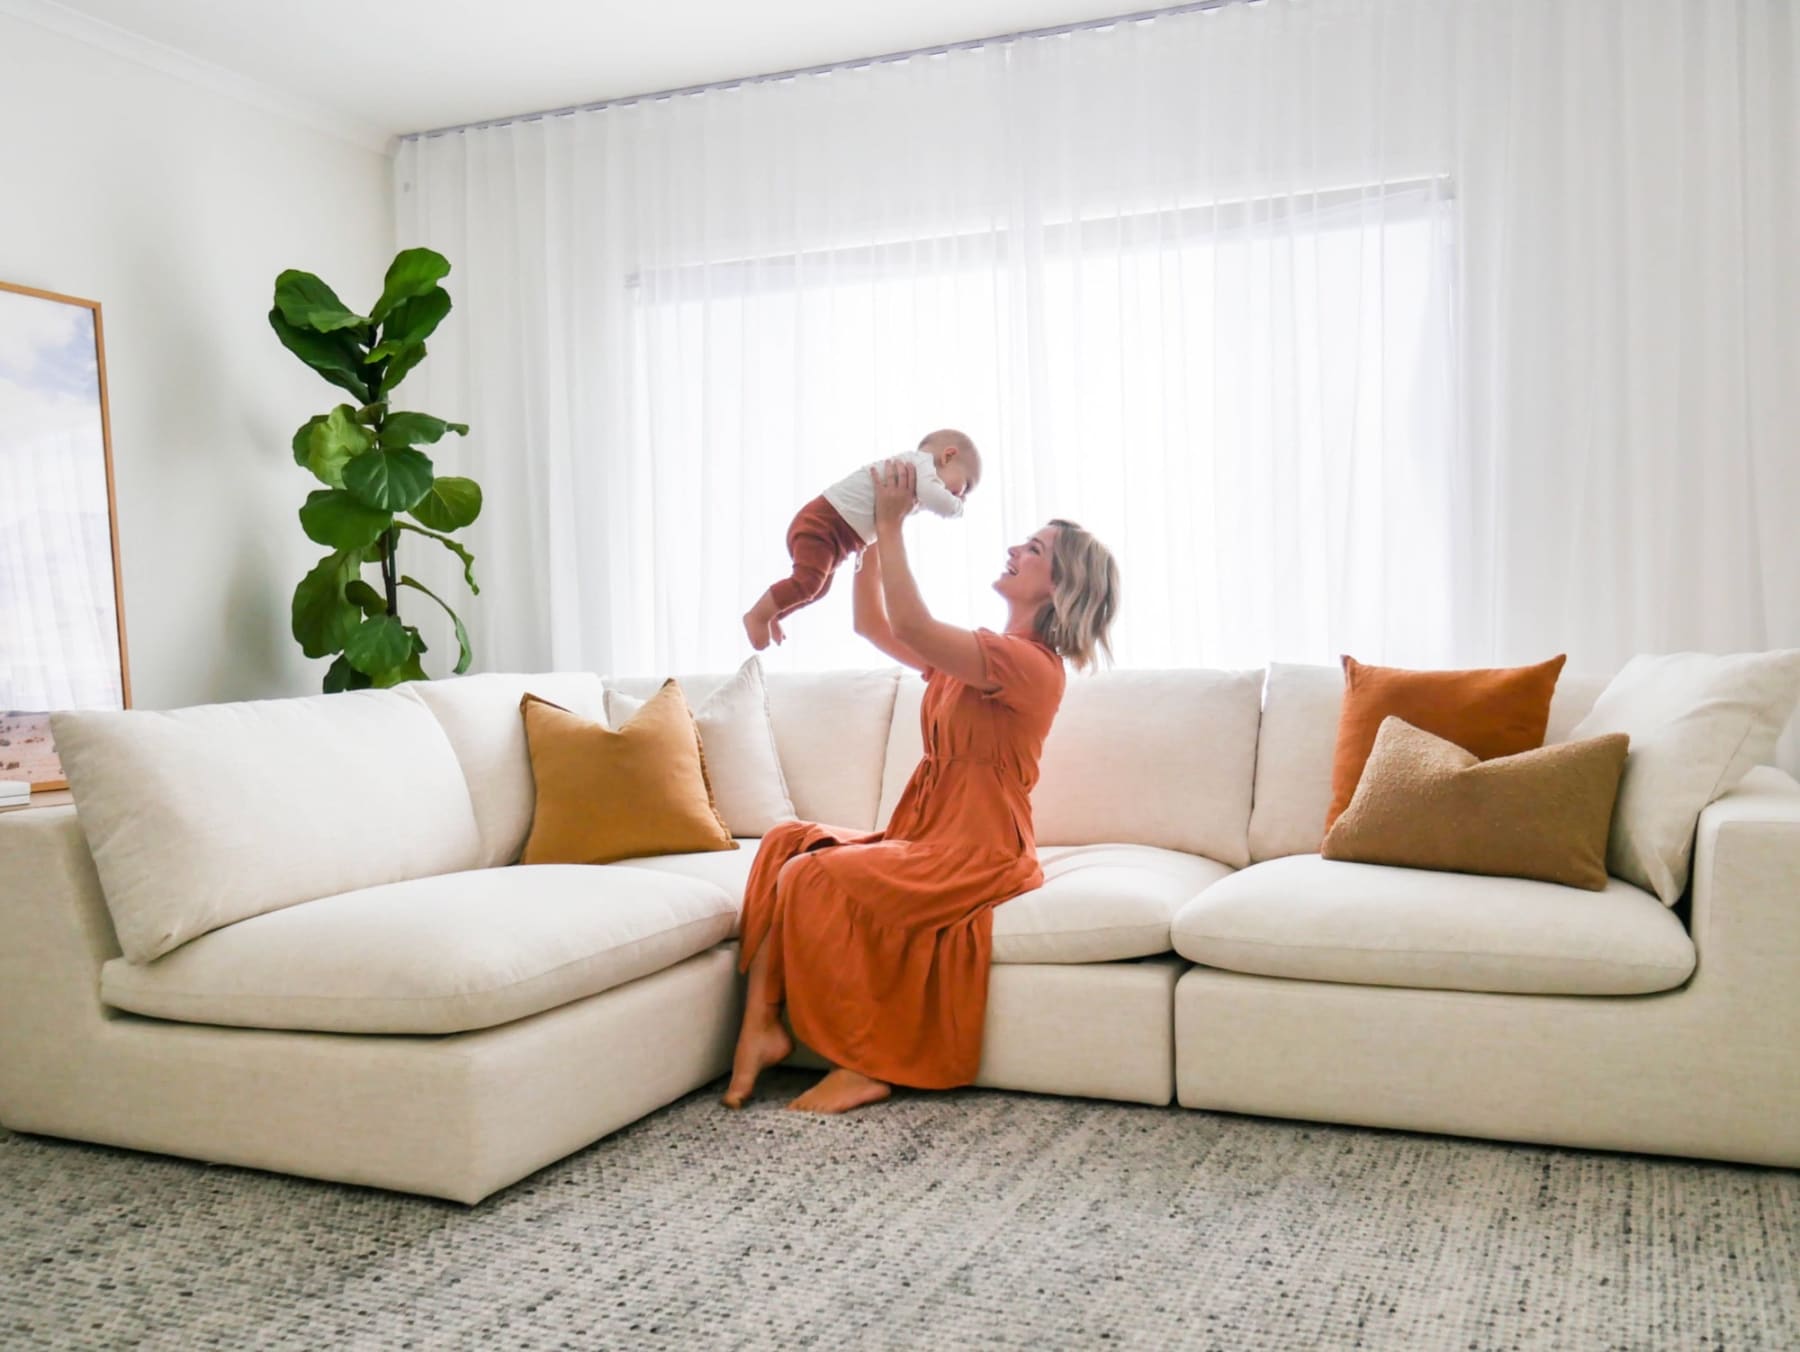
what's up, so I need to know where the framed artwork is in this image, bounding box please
[0,280,131,791]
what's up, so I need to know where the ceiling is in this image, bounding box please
[31,0,1180,143]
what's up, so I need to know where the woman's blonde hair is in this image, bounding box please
[1035,519,1119,672]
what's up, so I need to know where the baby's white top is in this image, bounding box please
[822,449,964,542]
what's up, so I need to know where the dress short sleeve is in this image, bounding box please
[975,629,1064,712]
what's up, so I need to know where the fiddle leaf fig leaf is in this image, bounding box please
[370,248,451,324]
[344,614,414,676]
[375,342,427,397]
[299,489,392,551]
[343,446,434,511]
[372,285,451,356]
[269,309,370,403]
[378,412,468,448]
[371,650,430,687]
[409,476,482,532]
[400,575,472,674]
[397,521,479,594]
[291,550,363,659]
[322,654,373,693]
[304,405,374,488]
[274,270,370,336]
[344,579,388,616]
[291,414,328,469]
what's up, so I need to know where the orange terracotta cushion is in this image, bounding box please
[1325,653,1567,830]
[519,682,736,866]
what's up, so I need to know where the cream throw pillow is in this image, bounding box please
[608,657,795,837]
[1569,650,1800,905]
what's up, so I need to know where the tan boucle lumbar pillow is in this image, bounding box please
[1322,717,1629,891]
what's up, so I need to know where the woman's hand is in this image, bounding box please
[871,458,918,533]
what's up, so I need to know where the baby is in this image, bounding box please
[743,428,980,649]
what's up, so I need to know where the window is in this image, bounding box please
[626,181,1455,672]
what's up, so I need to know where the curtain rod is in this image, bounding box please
[399,0,1251,142]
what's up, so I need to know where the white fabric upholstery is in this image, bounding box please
[992,845,1230,964]
[877,674,928,829]
[409,671,609,868]
[1246,663,1344,862]
[612,669,898,831]
[51,689,480,964]
[608,658,795,836]
[886,668,1262,864]
[1570,650,1800,904]
[1173,855,1694,996]
[611,846,758,924]
[765,670,897,830]
[100,866,738,1035]
[1544,673,1609,744]
[977,958,1183,1105]
[1034,669,1261,863]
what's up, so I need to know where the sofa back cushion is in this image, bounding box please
[409,671,609,867]
[609,669,898,831]
[879,667,1264,865]
[52,689,481,964]
[1248,662,1614,862]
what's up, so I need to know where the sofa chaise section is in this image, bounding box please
[0,807,742,1205]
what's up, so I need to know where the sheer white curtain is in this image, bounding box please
[392,0,1799,687]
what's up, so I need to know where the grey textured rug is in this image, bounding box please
[3,1073,1795,1351]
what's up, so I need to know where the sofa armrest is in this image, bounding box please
[1688,767,1800,1002]
[0,806,120,1029]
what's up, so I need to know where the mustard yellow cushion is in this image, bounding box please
[1322,717,1628,891]
[519,682,736,866]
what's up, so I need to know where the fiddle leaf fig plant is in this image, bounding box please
[270,247,483,692]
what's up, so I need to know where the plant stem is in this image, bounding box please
[382,528,400,618]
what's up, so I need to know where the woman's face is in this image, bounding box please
[994,526,1059,606]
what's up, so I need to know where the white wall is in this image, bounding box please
[0,15,392,708]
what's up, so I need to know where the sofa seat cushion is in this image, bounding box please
[100,865,738,1035]
[615,841,1229,963]
[994,845,1233,964]
[1171,855,1695,995]
[610,845,759,925]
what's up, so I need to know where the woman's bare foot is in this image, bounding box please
[722,1015,793,1109]
[768,614,786,645]
[743,594,778,651]
[787,1068,892,1115]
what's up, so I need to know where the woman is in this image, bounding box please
[724,457,1121,1114]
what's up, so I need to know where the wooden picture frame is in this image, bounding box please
[0,280,131,792]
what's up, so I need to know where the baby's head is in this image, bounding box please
[919,428,981,499]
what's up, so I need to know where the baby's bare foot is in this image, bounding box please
[743,592,778,651]
[743,608,772,651]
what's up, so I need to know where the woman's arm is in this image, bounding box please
[872,460,992,689]
[851,543,928,672]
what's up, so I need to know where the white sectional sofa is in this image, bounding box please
[2,664,1796,1204]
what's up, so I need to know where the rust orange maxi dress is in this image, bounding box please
[738,628,1067,1089]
